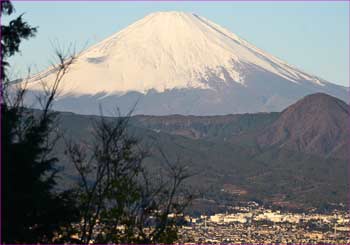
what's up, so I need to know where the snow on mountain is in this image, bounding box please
[26,11,348,115]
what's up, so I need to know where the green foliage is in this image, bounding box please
[1,95,80,243]
[1,1,79,242]
[1,0,37,82]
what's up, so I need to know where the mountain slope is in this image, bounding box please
[53,95,348,210]
[25,11,348,115]
[131,113,279,140]
[257,93,350,159]
[131,93,349,160]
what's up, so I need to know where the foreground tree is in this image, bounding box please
[1,1,193,243]
[66,111,193,243]
[1,0,37,82]
[1,51,78,243]
[1,2,79,242]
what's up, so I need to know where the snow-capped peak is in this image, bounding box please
[28,11,325,96]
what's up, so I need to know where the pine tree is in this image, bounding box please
[1,1,78,242]
[1,0,37,82]
[1,2,193,242]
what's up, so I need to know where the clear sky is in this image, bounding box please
[3,1,349,86]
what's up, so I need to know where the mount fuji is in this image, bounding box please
[26,11,348,115]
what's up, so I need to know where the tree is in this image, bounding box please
[1,51,79,243]
[1,0,37,82]
[1,1,193,243]
[1,1,79,242]
[65,111,193,243]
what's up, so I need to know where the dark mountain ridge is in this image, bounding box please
[132,93,349,160]
[257,93,349,159]
[53,93,349,211]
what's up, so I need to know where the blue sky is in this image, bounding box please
[4,1,349,86]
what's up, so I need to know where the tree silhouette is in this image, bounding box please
[1,1,79,242]
[1,1,193,243]
[65,111,193,243]
[1,0,37,82]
